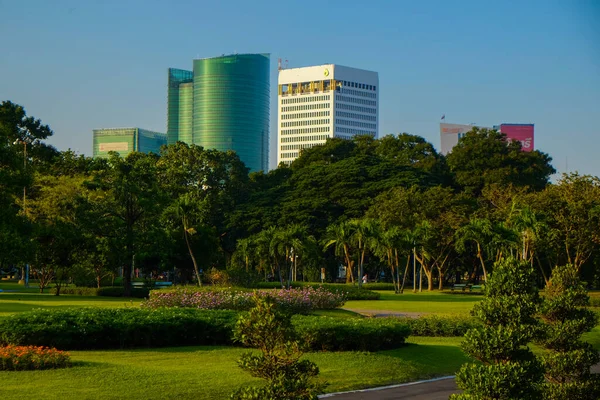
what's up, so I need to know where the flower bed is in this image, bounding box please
[142,287,346,314]
[0,345,71,370]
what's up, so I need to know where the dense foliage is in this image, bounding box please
[293,315,410,351]
[0,308,239,349]
[5,100,600,296]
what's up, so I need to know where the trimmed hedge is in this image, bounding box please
[0,308,412,352]
[292,315,411,351]
[254,282,380,301]
[50,286,150,298]
[0,308,238,350]
[398,315,481,337]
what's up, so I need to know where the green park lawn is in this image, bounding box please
[344,290,483,315]
[0,338,467,400]
[0,285,598,399]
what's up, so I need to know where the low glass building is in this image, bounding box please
[93,127,166,158]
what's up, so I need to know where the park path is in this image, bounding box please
[332,308,600,399]
[319,376,459,399]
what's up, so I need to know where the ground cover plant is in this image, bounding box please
[0,345,71,371]
[255,282,381,300]
[142,286,346,314]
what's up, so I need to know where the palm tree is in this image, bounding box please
[509,205,548,283]
[170,194,207,287]
[234,237,254,272]
[373,225,410,293]
[323,221,356,283]
[350,218,379,289]
[271,224,307,288]
[455,218,494,282]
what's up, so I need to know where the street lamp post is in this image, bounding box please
[14,129,35,288]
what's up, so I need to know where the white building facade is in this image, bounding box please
[277,64,379,165]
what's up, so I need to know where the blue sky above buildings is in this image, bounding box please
[1,0,598,176]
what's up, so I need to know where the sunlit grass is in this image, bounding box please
[0,292,142,317]
[344,291,483,315]
[0,339,468,400]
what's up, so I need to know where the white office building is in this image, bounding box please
[277,64,379,165]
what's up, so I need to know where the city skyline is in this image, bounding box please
[1,1,598,177]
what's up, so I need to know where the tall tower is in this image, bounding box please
[167,54,270,172]
[277,64,379,166]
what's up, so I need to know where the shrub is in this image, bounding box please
[142,287,346,314]
[0,345,71,370]
[537,265,600,399]
[231,296,324,400]
[293,315,411,351]
[362,282,396,291]
[399,315,481,337]
[49,286,150,298]
[0,308,238,350]
[451,257,544,400]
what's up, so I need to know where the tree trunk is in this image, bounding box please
[476,242,488,281]
[183,225,202,287]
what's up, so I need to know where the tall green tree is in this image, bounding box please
[446,127,555,195]
[88,152,166,296]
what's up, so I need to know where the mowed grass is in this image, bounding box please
[344,291,483,315]
[0,338,468,400]
[0,292,142,317]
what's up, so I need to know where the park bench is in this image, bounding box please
[131,281,173,289]
[470,284,484,292]
[451,283,470,292]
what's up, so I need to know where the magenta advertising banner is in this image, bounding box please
[500,124,534,152]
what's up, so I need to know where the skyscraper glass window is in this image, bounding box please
[167,54,270,172]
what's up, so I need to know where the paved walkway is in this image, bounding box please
[320,376,459,399]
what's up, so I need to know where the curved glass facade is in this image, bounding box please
[192,54,270,172]
[167,68,193,145]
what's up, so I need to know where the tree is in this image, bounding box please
[323,221,356,283]
[0,101,58,279]
[349,218,378,288]
[455,218,518,282]
[87,152,166,296]
[537,265,600,399]
[534,173,600,273]
[446,127,555,195]
[231,295,323,399]
[452,257,544,399]
[164,194,209,287]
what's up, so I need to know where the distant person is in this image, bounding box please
[362,274,368,284]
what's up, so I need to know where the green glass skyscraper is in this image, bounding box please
[167,54,270,172]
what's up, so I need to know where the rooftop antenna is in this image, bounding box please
[285,59,289,69]
[278,58,282,70]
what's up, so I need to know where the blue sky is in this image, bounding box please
[1,0,598,176]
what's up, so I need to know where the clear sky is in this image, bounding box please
[1,0,598,176]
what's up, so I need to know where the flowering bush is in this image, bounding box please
[0,345,71,371]
[142,287,346,314]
